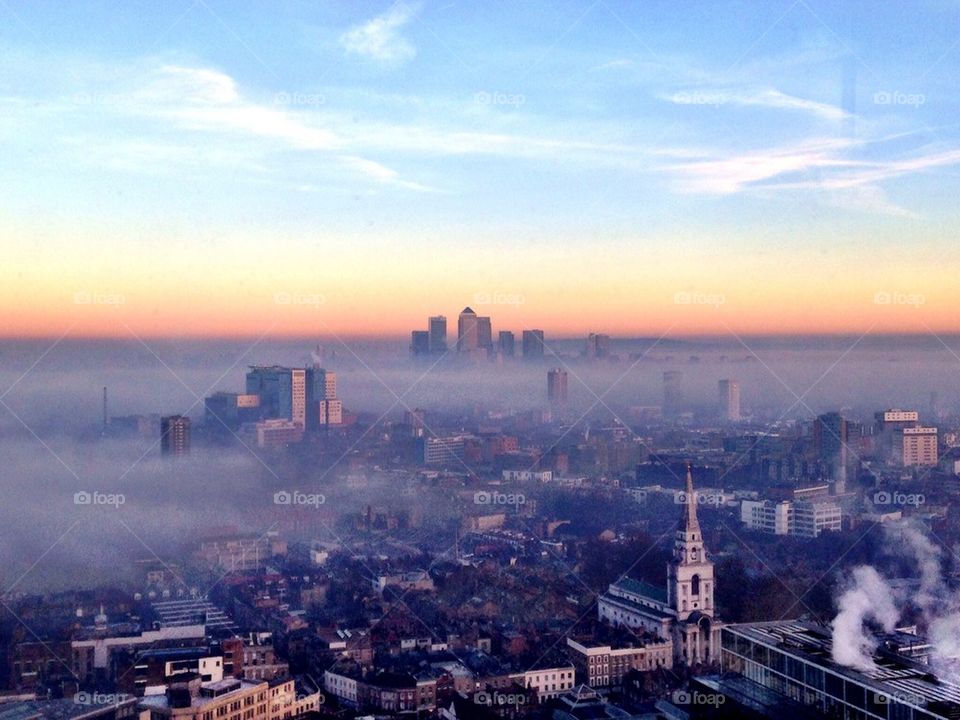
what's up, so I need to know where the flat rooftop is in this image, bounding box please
[726,621,960,709]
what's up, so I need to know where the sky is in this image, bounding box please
[2,0,960,337]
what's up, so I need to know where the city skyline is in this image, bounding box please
[3,1,960,337]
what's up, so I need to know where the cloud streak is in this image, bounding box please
[340,3,420,63]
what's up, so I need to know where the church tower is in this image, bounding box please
[667,463,715,621]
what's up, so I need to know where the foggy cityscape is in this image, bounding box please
[3,2,960,719]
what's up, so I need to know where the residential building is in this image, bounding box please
[547,368,568,405]
[897,426,939,467]
[718,379,741,421]
[160,415,191,456]
[566,636,672,687]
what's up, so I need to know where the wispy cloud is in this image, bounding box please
[140,66,340,150]
[663,133,960,217]
[664,137,859,194]
[664,87,847,122]
[340,3,420,64]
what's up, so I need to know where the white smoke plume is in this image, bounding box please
[831,565,900,671]
[892,521,945,618]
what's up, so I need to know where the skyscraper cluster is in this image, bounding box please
[202,363,342,448]
[410,307,546,361]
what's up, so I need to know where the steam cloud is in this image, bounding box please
[831,566,900,671]
[831,521,960,681]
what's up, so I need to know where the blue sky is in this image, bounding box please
[3,0,960,335]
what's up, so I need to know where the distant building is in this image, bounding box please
[421,435,470,465]
[547,368,568,405]
[792,499,843,538]
[663,371,683,417]
[740,499,791,535]
[316,399,342,427]
[814,411,853,488]
[498,330,515,358]
[502,469,552,482]
[248,418,303,448]
[307,367,336,400]
[429,315,447,354]
[411,330,431,357]
[522,329,545,359]
[160,415,191,456]
[584,333,610,360]
[741,499,841,538]
[307,367,340,429]
[897,426,939,467]
[194,531,286,572]
[457,307,479,353]
[875,408,920,461]
[204,392,261,432]
[875,408,919,431]
[477,316,493,352]
[246,366,306,427]
[718,379,741,421]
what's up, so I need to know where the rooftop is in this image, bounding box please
[727,621,960,711]
[611,578,668,606]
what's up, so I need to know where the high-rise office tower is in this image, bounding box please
[522,329,545,360]
[663,370,683,417]
[428,315,447,354]
[477,316,493,353]
[584,333,611,360]
[718,379,741,421]
[307,367,336,401]
[411,330,430,357]
[814,411,851,489]
[160,415,191,455]
[306,367,339,429]
[547,368,568,405]
[246,366,306,427]
[457,307,479,352]
[498,331,515,358]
